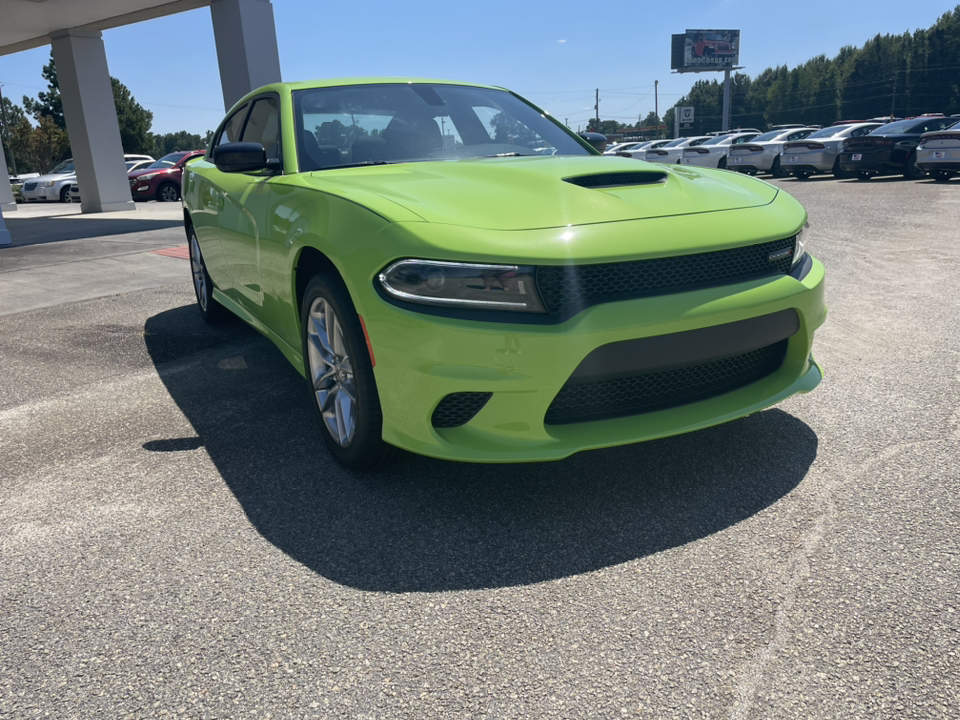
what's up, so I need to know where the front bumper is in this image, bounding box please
[21,186,60,201]
[366,258,826,462]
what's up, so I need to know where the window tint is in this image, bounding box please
[216,105,248,147]
[242,97,281,160]
[849,126,874,138]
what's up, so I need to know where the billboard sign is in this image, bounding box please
[678,107,694,126]
[671,29,740,72]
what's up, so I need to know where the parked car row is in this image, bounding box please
[628,114,960,182]
[17,150,207,204]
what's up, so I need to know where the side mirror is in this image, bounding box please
[212,142,279,173]
[578,132,608,153]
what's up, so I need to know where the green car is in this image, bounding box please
[183,78,826,469]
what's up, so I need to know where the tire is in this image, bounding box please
[831,157,851,180]
[771,156,787,178]
[903,151,925,180]
[157,182,180,202]
[188,225,229,325]
[301,273,397,470]
[856,172,872,181]
[59,186,70,203]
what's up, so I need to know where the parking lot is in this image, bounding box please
[1,176,958,718]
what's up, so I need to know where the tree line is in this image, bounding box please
[1,52,212,175]
[593,6,960,137]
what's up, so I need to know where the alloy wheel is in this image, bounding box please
[306,297,357,447]
[190,234,208,311]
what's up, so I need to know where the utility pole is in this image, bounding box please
[889,69,898,120]
[654,80,659,121]
[0,82,19,178]
[595,89,599,131]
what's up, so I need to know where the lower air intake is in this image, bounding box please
[432,392,493,429]
[545,340,788,425]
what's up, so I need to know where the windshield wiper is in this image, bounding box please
[317,161,394,170]
[477,152,539,158]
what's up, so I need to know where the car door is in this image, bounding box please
[189,103,249,295]
[216,94,284,315]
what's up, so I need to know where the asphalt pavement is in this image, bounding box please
[1,179,958,719]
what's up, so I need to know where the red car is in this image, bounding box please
[692,33,735,57]
[128,150,205,202]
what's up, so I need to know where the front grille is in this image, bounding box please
[536,236,796,316]
[23,182,37,191]
[544,340,788,425]
[431,392,492,429]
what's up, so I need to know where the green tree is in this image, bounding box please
[1,95,28,174]
[149,130,207,158]
[640,111,661,128]
[10,115,70,174]
[112,78,154,155]
[22,53,64,128]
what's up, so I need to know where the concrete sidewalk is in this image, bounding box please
[0,202,190,316]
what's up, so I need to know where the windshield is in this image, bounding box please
[145,152,189,169]
[872,119,924,134]
[752,130,785,142]
[293,83,591,171]
[660,138,689,148]
[50,160,75,173]
[700,135,729,146]
[806,126,847,139]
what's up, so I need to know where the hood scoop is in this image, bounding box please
[564,171,668,189]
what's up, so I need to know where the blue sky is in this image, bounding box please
[1,1,957,136]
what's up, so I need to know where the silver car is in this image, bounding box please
[727,127,819,177]
[621,138,673,159]
[780,123,883,179]
[642,136,711,164]
[20,154,155,203]
[679,131,760,168]
[916,120,960,181]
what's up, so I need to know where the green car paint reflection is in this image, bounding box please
[183,78,825,469]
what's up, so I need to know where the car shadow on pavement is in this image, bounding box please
[3,215,185,247]
[144,304,818,593]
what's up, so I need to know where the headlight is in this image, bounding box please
[378,259,546,313]
[137,173,159,182]
[38,181,55,188]
[793,223,808,266]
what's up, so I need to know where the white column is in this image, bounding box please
[0,141,13,245]
[51,29,135,214]
[210,0,282,112]
[1,139,16,214]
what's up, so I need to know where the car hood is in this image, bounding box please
[29,172,75,182]
[306,156,778,230]
[129,167,175,179]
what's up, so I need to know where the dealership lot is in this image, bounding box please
[1,177,958,718]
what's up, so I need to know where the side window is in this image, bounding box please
[850,126,871,138]
[242,97,281,160]
[215,105,248,148]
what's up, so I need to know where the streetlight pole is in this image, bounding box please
[0,82,19,178]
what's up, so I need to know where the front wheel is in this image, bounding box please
[301,274,397,470]
[59,186,70,203]
[189,226,229,324]
[157,182,181,202]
